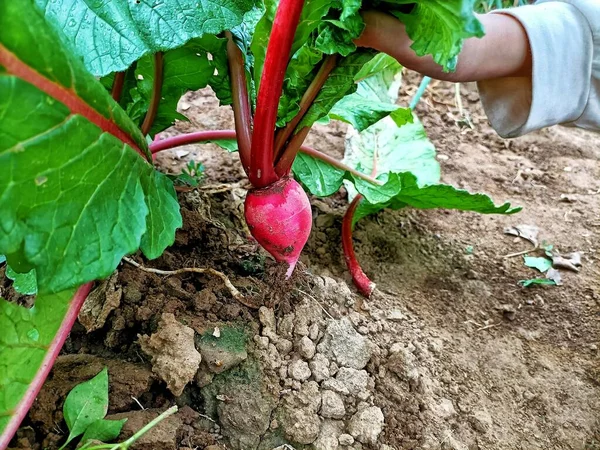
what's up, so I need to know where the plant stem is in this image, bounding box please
[342,195,376,297]
[150,130,236,154]
[226,31,252,174]
[84,406,179,450]
[409,76,431,110]
[275,126,310,176]
[111,71,126,102]
[249,0,306,188]
[341,152,379,297]
[149,130,382,186]
[273,55,337,159]
[141,52,164,135]
[0,283,93,449]
[116,406,178,449]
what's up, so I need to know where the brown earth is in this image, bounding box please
[8,73,600,450]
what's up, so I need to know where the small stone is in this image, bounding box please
[309,323,320,341]
[262,326,278,342]
[321,390,346,419]
[434,398,456,419]
[321,378,350,395]
[335,368,369,396]
[309,353,330,382]
[276,338,293,355]
[197,339,247,375]
[253,335,269,349]
[329,361,339,376]
[386,310,406,321]
[138,313,201,396]
[296,336,316,360]
[259,306,276,330]
[338,434,354,446]
[289,360,311,381]
[313,420,342,450]
[317,319,372,370]
[278,314,295,339]
[348,407,384,445]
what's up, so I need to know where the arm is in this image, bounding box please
[354,11,532,83]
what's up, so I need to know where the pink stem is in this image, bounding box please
[248,0,306,188]
[341,153,380,297]
[342,196,375,297]
[0,283,93,449]
[149,130,382,186]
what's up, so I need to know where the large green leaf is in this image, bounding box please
[343,114,441,189]
[36,0,254,76]
[0,0,182,295]
[0,288,76,434]
[388,0,484,71]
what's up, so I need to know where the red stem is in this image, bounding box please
[342,196,375,297]
[149,130,382,186]
[141,52,164,136]
[275,126,310,176]
[111,71,126,102]
[0,283,93,449]
[249,0,306,188]
[341,152,380,297]
[226,32,252,174]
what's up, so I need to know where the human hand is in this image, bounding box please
[355,10,532,83]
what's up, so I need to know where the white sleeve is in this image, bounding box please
[477,0,599,138]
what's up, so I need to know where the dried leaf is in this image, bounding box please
[552,252,582,273]
[504,224,540,246]
[78,273,122,333]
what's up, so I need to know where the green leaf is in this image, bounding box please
[519,278,558,288]
[0,1,181,294]
[0,255,6,265]
[36,0,254,76]
[5,266,37,296]
[63,368,110,446]
[388,0,484,71]
[354,172,521,223]
[0,288,76,433]
[343,114,441,190]
[329,94,410,132]
[299,51,376,129]
[292,152,346,197]
[81,418,127,444]
[523,256,552,273]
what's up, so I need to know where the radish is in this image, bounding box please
[244,177,312,277]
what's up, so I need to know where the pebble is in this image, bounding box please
[348,407,384,445]
[317,318,372,370]
[259,306,276,330]
[309,353,330,382]
[335,368,370,396]
[296,336,316,360]
[289,359,312,381]
[253,335,269,349]
[321,390,346,419]
[275,338,293,355]
[338,434,355,446]
[309,323,320,341]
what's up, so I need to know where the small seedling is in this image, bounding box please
[58,367,177,450]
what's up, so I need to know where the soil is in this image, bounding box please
[8,73,600,450]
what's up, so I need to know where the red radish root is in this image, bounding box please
[244,177,312,277]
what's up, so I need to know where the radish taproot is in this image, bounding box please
[244,177,312,277]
